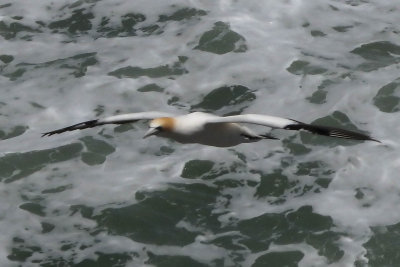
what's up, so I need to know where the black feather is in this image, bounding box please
[240,133,278,140]
[42,120,100,137]
[284,122,380,142]
[259,134,279,140]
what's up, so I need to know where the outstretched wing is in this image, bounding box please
[42,111,174,137]
[205,114,379,142]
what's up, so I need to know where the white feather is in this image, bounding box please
[100,111,174,124]
[202,113,295,129]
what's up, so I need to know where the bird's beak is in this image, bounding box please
[143,127,159,139]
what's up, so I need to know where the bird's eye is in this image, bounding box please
[156,126,163,131]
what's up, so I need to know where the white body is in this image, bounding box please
[160,112,264,147]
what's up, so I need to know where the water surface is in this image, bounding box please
[0,0,399,266]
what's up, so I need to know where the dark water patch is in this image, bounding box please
[120,13,146,31]
[7,237,41,262]
[49,8,94,34]
[80,136,115,154]
[96,183,220,245]
[287,60,327,75]
[307,89,328,104]
[195,22,247,54]
[38,252,134,267]
[283,142,312,156]
[332,25,353,32]
[81,152,107,165]
[158,7,207,22]
[75,252,133,267]
[295,160,335,189]
[296,161,334,179]
[19,202,46,217]
[70,204,94,219]
[0,125,28,140]
[238,206,342,262]
[0,54,14,63]
[1,67,26,81]
[109,57,188,79]
[351,41,400,72]
[167,96,182,107]
[0,20,40,40]
[181,160,215,179]
[180,159,232,181]
[154,145,175,156]
[306,79,336,104]
[146,252,208,267]
[207,233,246,251]
[286,205,333,231]
[252,250,304,267]
[3,52,98,80]
[94,104,105,116]
[79,136,115,166]
[0,143,83,183]
[191,85,256,115]
[98,13,146,38]
[299,111,369,146]
[0,3,209,41]
[277,207,340,262]
[255,171,295,200]
[253,169,321,203]
[354,187,375,206]
[314,178,331,189]
[42,184,73,194]
[311,30,326,37]
[373,78,400,113]
[113,123,135,133]
[364,222,400,266]
[202,233,247,264]
[12,16,23,20]
[7,247,40,263]
[35,21,46,27]
[238,212,288,252]
[139,24,164,36]
[214,178,247,190]
[30,102,46,109]
[306,231,344,263]
[137,83,164,93]
[167,95,193,109]
[36,258,67,267]
[60,242,77,251]
[41,222,55,234]
[97,7,206,38]
[0,3,12,9]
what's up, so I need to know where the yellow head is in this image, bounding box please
[143,117,175,138]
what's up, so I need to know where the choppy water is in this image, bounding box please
[1,0,399,266]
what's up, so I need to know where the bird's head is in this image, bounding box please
[143,117,175,138]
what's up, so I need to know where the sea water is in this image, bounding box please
[0,0,399,266]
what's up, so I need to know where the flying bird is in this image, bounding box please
[42,111,379,147]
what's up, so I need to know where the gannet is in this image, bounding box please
[42,111,379,147]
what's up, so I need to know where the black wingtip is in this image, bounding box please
[41,132,52,137]
[41,119,99,137]
[368,137,381,143]
[284,122,378,142]
[259,134,279,140]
